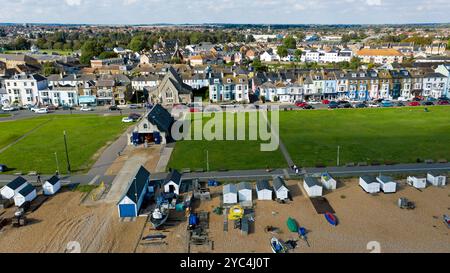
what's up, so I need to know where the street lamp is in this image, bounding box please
[337,145,341,167]
[64,131,71,174]
[206,150,209,172]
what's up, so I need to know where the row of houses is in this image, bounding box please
[223,177,290,204]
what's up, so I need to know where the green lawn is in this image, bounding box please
[167,112,286,171]
[0,115,129,174]
[0,114,11,118]
[168,106,450,170]
[280,106,450,167]
[4,49,74,56]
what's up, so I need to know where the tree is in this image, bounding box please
[283,36,297,49]
[294,49,302,62]
[41,62,59,76]
[13,37,30,50]
[349,56,362,70]
[128,36,146,52]
[80,40,103,64]
[252,58,268,72]
[98,51,118,59]
[277,46,288,58]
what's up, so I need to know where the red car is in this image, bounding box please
[438,100,449,105]
[408,101,421,107]
[322,99,330,105]
[295,102,308,108]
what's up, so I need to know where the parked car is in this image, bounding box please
[338,100,349,105]
[322,99,330,105]
[80,106,93,112]
[396,102,405,107]
[368,102,380,108]
[128,113,141,121]
[328,101,339,109]
[437,100,449,105]
[422,101,434,106]
[295,101,308,108]
[121,117,134,123]
[30,107,39,112]
[0,164,7,172]
[109,105,119,111]
[2,106,18,111]
[129,104,140,109]
[36,108,49,114]
[302,104,315,110]
[380,101,394,107]
[408,101,421,107]
[355,103,367,108]
[47,105,57,111]
[62,105,73,110]
[338,102,353,109]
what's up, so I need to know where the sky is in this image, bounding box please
[0,0,449,25]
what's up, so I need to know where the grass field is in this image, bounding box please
[167,112,286,171]
[0,114,11,118]
[280,106,450,167]
[0,115,128,174]
[4,49,74,56]
[168,106,450,170]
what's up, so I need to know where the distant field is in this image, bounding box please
[0,114,11,118]
[169,106,450,171]
[4,49,73,56]
[0,115,128,174]
[167,112,286,171]
[280,106,450,167]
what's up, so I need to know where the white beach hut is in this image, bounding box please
[427,172,447,187]
[273,177,289,201]
[303,177,323,197]
[237,182,252,202]
[223,184,238,204]
[163,170,182,195]
[321,173,337,190]
[359,176,380,193]
[14,183,37,207]
[43,175,61,196]
[376,175,397,193]
[0,177,28,200]
[406,176,427,189]
[256,180,273,200]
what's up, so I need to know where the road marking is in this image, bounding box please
[88,175,100,185]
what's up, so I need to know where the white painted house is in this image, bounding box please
[406,176,427,189]
[256,180,273,201]
[0,176,28,200]
[223,184,238,204]
[427,172,447,187]
[359,176,381,193]
[321,173,337,190]
[303,177,323,197]
[43,175,61,196]
[237,182,252,202]
[14,183,37,207]
[376,175,397,193]
[273,177,289,201]
[163,170,182,195]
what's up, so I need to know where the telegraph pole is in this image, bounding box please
[337,145,341,167]
[64,131,71,174]
[54,152,60,175]
[206,150,209,172]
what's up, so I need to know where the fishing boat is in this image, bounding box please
[150,206,169,229]
[270,237,287,253]
[444,215,450,228]
[324,212,338,226]
[286,217,298,232]
[142,234,167,241]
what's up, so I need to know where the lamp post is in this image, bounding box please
[64,131,71,174]
[337,145,341,167]
[54,152,60,175]
[206,150,209,172]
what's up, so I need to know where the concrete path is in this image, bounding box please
[155,143,175,173]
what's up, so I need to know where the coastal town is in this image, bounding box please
[0,16,449,254]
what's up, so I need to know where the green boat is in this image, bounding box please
[287,217,298,233]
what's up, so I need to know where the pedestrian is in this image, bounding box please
[118,151,121,157]
[37,175,41,184]
[55,170,59,176]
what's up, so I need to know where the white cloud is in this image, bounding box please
[366,0,382,6]
[65,0,82,6]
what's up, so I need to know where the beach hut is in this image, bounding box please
[256,180,273,200]
[43,175,61,196]
[237,182,252,202]
[117,166,151,218]
[14,183,37,207]
[376,175,397,193]
[223,184,238,204]
[427,172,447,187]
[406,176,427,189]
[359,176,380,193]
[303,177,323,197]
[163,170,182,195]
[0,176,28,200]
[273,177,289,201]
[321,173,337,190]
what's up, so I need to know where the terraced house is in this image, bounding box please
[209,74,249,103]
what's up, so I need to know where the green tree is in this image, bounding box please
[80,40,103,64]
[294,49,302,62]
[98,51,118,59]
[41,62,59,76]
[283,36,297,49]
[128,36,146,52]
[349,56,362,70]
[277,46,288,58]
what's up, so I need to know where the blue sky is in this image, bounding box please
[0,0,449,25]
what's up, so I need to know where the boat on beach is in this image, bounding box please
[444,215,450,228]
[325,212,338,226]
[150,206,169,229]
[270,237,287,253]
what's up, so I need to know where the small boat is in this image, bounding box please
[325,212,338,226]
[150,206,169,229]
[444,215,450,228]
[298,227,310,247]
[286,217,298,232]
[142,234,166,241]
[270,237,287,253]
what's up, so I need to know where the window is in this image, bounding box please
[31,82,35,87]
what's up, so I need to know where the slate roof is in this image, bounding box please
[147,104,175,134]
[223,184,237,194]
[6,176,27,190]
[377,175,394,184]
[256,180,271,191]
[237,182,252,191]
[164,170,182,186]
[18,183,35,197]
[46,175,60,185]
[361,175,378,184]
[304,177,322,188]
[273,177,288,191]
[124,166,150,203]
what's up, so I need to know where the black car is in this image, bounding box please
[396,102,405,107]
[109,105,119,111]
[355,103,367,108]
[303,105,315,110]
[422,101,434,106]
[0,164,7,172]
[338,103,353,109]
[328,101,339,109]
[337,100,349,105]
[128,113,141,121]
[62,105,73,110]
